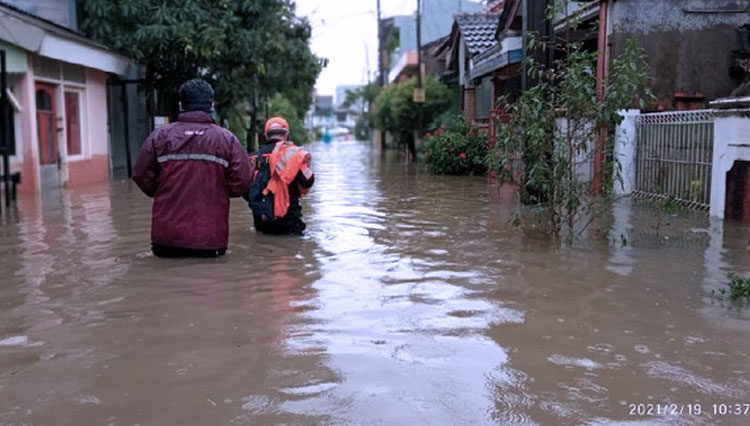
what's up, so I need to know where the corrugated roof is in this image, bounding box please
[455,14,498,57]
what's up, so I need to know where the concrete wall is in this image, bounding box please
[555,117,595,184]
[610,0,750,103]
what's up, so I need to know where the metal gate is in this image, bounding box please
[634,110,714,209]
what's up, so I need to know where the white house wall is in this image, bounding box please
[709,107,750,219]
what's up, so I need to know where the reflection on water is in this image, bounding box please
[1,141,749,425]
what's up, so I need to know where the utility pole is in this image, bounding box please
[377,0,384,88]
[412,0,423,161]
[593,0,610,196]
[376,0,386,151]
[364,42,371,84]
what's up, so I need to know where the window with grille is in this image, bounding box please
[63,63,86,84]
[33,56,61,80]
[34,56,87,84]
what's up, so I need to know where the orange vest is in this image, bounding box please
[263,141,312,218]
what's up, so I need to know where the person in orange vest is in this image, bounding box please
[246,117,314,235]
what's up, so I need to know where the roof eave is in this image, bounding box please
[0,4,133,76]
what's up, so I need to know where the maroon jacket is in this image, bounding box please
[133,111,253,250]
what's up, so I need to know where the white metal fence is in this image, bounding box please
[634,110,714,209]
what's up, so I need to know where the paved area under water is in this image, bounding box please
[1,141,750,425]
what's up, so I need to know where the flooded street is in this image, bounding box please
[2,140,750,425]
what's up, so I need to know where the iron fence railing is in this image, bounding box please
[634,110,714,210]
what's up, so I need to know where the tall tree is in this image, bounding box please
[80,0,321,137]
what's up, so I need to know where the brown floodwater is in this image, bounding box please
[1,141,750,426]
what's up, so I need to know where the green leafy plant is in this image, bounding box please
[421,116,488,175]
[726,273,750,301]
[488,36,652,243]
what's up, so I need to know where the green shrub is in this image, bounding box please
[421,116,487,175]
[727,273,750,301]
[489,37,652,243]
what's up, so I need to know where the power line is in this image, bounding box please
[309,10,377,31]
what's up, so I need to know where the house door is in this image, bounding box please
[36,83,60,189]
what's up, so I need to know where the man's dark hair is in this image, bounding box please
[179,79,214,112]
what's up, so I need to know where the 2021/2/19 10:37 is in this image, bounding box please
[628,403,750,417]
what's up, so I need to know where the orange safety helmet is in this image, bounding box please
[264,117,290,136]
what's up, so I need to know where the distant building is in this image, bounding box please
[308,95,335,130]
[334,84,366,130]
[382,0,483,83]
[0,0,139,194]
[334,108,358,130]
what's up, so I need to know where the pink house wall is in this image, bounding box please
[67,69,109,187]
[14,63,112,193]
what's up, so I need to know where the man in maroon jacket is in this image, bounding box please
[133,79,253,258]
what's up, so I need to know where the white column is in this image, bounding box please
[613,109,640,196]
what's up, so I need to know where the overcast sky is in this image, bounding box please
[295,0,481,97]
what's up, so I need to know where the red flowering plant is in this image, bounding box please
[421,116,487,175]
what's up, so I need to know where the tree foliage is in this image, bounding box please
[79,0,321,137]
[343,83,380,110]
[269,94,307,145]
[342,82,381,140]
[488,38,652,242]
[373,76,452,146]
